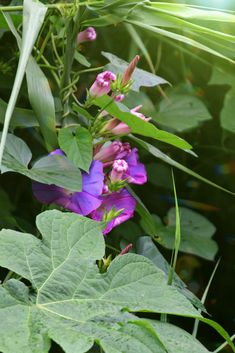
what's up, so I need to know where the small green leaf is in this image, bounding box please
[94,95,192,150]
[74,51,91,67]
[102,51,169,91]
[58,126,93,172]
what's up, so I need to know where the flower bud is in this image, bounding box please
[89,71,116,97]
[94,141,122,163]
[121,55,140,86]
[110,159,128,181]
[77,27,97,44]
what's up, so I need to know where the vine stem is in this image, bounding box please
[0,1,102,12]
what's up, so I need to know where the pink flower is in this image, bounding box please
[77,27,97,44]
[94,141,123,163]
[131,105,151,122]
[110,159,128,181]
[103,105,151,136]
[89,71,116,97]
[114,94,125,102]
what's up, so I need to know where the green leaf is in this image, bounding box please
[0,209,207,353]
[209,67,235,133]
[102,51,169,91]
[131,136,235,195]
[58,126,93,172]
[0,98,38,128]
[149,3,235,22]
[0,0,47,167]
[155,93,212,132]
[136,236,206,312]
[149,320,210,353]
[94,95,192,150]
[74,51,91,67]
[3,10,58,151]
[1,133,82,191]
[153,207,218,260]
[128,20,235,64]
[26,57,58,150]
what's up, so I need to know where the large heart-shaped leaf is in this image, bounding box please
[0,209,210,353]
[1,133,82,191]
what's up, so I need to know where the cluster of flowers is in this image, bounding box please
[33,142,147,234]
[33,26,150,234]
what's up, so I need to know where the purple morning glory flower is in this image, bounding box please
[123,147,147,185]
[90,188,136,234]
[32,160,104,216]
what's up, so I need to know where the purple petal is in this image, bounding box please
[90,188,136,234]
[32,182,102,216]
[82,160,104,196]
[124,148,147,185]
[49,149,64,156]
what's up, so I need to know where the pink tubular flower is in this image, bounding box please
[110,159,128,181]
[89,71,116,97]
[94,141,123,163]
[103,105,150,136]
[77,27,97,44]
[131,105,151,122]
[90,188,136,234]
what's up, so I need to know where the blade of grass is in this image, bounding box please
[0,0,47,168]
[192,258,221,338]
[214,334,235,353]
[168,169,181,286]
[161,169,181,323]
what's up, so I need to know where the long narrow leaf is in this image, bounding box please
[131,136,235,195]
[3,10,57,151]
[0,0,47,168]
